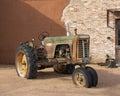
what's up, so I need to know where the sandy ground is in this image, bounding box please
[0,64,120,96]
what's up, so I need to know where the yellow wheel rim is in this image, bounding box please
[74,72,86,87]
[16,51,28,77]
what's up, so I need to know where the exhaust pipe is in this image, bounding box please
[65,22,71,36]
[74,28,77,35]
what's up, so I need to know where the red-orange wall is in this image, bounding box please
[0,0,69,64]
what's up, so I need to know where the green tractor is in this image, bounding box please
[15,31,98,88]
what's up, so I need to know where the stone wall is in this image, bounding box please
[61,0,120,63]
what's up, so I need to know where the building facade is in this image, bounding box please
[0,0,69,64]
[61,0,120,64]
[1,0,120,64]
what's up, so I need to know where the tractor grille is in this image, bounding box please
[77,39,89,58]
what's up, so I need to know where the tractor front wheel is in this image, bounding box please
[72,68,92,88]
[86,66,98,87]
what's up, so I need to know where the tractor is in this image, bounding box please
[15,31,98,88]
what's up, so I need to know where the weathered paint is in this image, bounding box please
[44,36,75,59]
[44,36,75,42]
[44,35,90,64]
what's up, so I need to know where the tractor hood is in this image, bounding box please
[44,36,75,42]
[44,35,90,42]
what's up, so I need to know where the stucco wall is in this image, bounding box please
[61,0,120,63]
[0,0,69,64]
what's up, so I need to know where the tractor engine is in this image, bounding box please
[54,44,71,59]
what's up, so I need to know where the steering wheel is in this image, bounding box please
[38,32,49,41]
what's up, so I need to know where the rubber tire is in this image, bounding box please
[72,68,92,88]
[53,64,75,74]
[64,64,75,74]
[86,66,98,87]
[15,44,37,79]
[53,64,66,73]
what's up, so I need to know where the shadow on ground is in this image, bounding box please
[37,70,71,80]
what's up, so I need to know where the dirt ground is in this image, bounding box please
[0,64,120,96]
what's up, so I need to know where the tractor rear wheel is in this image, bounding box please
[53,64,75,74]
[72,68,92,88]
[86,66,98,87]
[15,44,37,79]
[64,64,75,74]
[53,64,66,73]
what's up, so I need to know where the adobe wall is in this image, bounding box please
[61,0,120,63]
[0,0,69,64]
